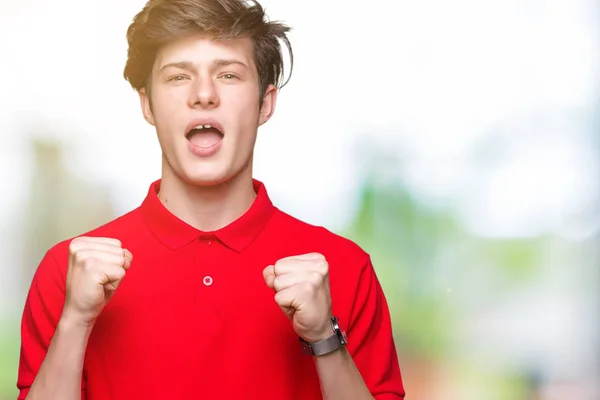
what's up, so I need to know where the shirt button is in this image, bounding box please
[203,276,213,286]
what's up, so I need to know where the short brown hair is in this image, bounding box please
[123,0,293,99]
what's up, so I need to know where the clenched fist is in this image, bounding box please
[63,236,132,325]
[263,253,332,343]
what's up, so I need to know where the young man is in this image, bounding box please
[17,1,405,399]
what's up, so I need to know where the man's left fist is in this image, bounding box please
[263,253,333,342]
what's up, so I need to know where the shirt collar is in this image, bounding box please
[140,179,275,252]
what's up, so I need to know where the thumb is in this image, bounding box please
[101,265,126,292]
[279,305,294,320]
[263,265,275,289]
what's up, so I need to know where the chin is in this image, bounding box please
[178,167,234,187]
[182,174,229,187]
[167,151,251,188]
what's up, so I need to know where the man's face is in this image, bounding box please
[140,34,277,186]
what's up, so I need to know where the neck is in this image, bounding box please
[157,161,256,232]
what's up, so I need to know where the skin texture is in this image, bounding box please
[138,34,278,233]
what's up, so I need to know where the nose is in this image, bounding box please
[188,76,220,109]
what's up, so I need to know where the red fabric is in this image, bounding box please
[18,179,405,399]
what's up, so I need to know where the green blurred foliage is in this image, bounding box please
[0,318,19,400]
[340,174,554,398]
[343,180,459,358]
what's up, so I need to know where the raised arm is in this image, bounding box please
[18,237,132,400]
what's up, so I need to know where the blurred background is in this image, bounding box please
[1,0,599,398]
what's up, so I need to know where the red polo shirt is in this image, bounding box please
[18,179,405,399]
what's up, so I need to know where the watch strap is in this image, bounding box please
[299,316,347,356]
[299,334,344,356]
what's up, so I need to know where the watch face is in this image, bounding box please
[331,316,348,345]
[331,317,340,331]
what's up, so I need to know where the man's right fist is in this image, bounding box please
[62,236,133,325]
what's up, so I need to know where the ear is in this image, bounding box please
[139,87,155,126]
[258,84,278,126]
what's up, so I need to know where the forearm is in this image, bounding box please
[315,348,374,400]
[26,315,92,400]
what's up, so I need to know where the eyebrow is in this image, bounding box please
[159,59,249,73]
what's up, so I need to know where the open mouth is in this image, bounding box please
[186,123,224,148]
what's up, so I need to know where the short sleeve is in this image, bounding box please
[346,256,405,399]
[16,249,86,399]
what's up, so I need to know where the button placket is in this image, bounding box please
[197,234,217,291]
[193,234,223,337]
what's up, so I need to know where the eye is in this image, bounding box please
[220,73,238,80]
[167,75,188,82]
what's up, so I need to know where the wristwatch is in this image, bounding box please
[299,316,347,356]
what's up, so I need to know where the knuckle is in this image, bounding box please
[316,260,328,271]
[310,260,328,276]
[72,249,87,265]
[81,257,100,272]
[309,273,321,287]
[273,262,284,276]
[115,267,126,279]
[301,281,314,293]
[273,277,285,292]
[68,238,82,254]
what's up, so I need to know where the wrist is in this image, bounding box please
[299,316,347,357]
[59,309,96,332]
[301,313,334,343]
[305,325,335,343]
